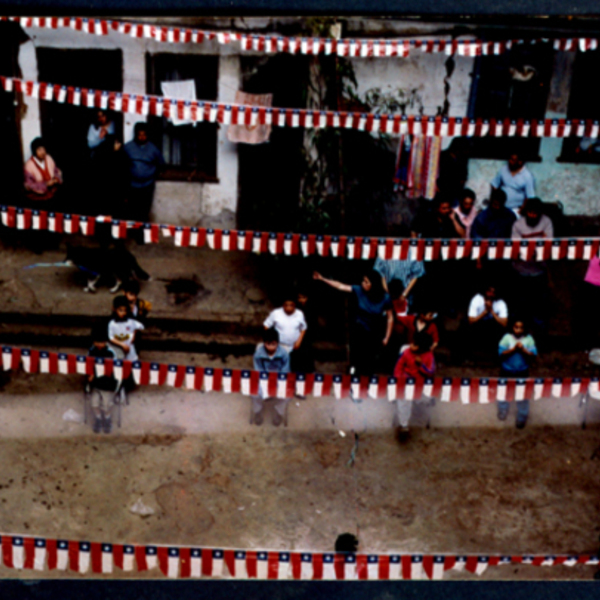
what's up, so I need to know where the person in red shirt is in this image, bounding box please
[23,138,63,205]
[393,332,436,442]
[395,308,439,352]
[393,332,436,380]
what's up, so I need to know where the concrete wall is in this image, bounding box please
[17,26,240,227]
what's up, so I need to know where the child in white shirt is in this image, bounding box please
[108,296,144,361]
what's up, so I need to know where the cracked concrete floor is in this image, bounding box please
[0,424,598,580]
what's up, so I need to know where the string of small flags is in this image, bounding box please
[2,75,600,137]
[1,15,599,58]
[3,345,600,403]
[0,533,596,579]
[2,204,600,262]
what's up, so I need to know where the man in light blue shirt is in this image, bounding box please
[491,153,535,212]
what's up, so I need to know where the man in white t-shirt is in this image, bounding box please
[263,296,307,356]
[466,285,509,357]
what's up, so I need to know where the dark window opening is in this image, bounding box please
[559,49,600,163]
[146,53,219,182]
[467,43,554,161]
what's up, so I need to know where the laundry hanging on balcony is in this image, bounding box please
[393,134,442,199]
[227,91,273,144]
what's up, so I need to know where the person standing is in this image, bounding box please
[393,331,436,441]
[491,152,536,213]
[510,198,553,336]
[263,293,308,366]
[498,319,537,429]
[124,123,164,222]
[252,328,291,426]
[23,138,63,207]
[373,256,425,303]
[465,284,509,358]
[87,110,115,156]
[313,270,393,378]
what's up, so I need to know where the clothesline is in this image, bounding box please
[2,75,600,137]
[3,345,600,403]
[1,15,598,58]
[1,204,600,262]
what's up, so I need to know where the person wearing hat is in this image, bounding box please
[23,137,63,204]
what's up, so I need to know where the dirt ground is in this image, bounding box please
[1,234,599,583]
[0,424,597,581]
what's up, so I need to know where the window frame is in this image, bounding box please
[466,42,555,162]
[145,52,220,183]
[557,49,600,164]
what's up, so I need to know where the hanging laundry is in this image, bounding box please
[160,79,196,126]
[227,91,273,144]
[394,134,442,199]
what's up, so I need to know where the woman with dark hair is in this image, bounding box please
[87,110,115,155]
[23,137,63,205]
[313,269,393,376]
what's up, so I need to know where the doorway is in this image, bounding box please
[237,54,308,232]
[36,48,123,208]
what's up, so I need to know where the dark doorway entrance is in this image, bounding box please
[0,21,28,201]
[36,48,123,209]
[237,54,307,232]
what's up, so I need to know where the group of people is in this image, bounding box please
[18,137,581,435]
[23,112,164,222]
[85,280,151,434]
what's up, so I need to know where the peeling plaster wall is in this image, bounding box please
[351,53,474,117]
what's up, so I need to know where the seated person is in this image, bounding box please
[122,280,152,323]
[491,152,536,213]
[24,138,63,205]
[108,296,144,361]
[86,324,118,434]
[393,332,436,440]
[252,328,290,427]
[411,198,460,239]
[263,292,307,355]
[451,188,478,238]
[470,189,516,240]
[466,284,509,355]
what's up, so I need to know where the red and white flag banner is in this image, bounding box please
[2,345,600,404]
[1,205,599,263]
[2,76,600,138]
[1,16,599,58]
[0,533,596,580]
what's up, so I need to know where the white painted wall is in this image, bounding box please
[17,26,240,227]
